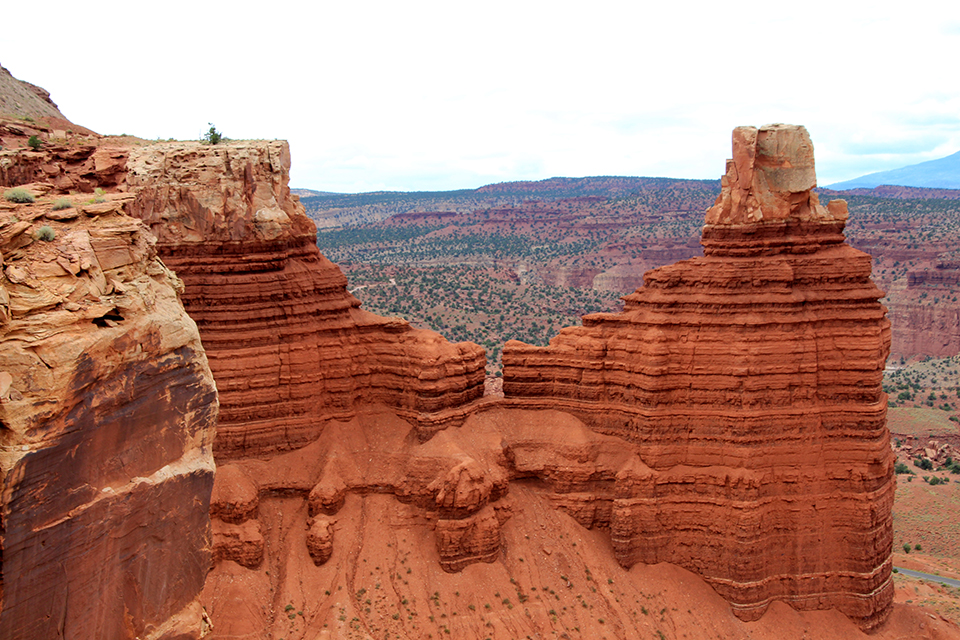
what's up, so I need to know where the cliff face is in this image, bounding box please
[124,141,487,458]
[884,265,960,359]
[502,125,894,630]
[0,189,217,638]
[0,112,911,637]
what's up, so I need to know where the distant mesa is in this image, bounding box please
[828,149,960,190]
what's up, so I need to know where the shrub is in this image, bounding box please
[894,462,912,475]
[87,187,106,204]
[4,188,34,203]
[903,543,911,553]
[915,543,922,551]
[28,135,42,150]
[35,226,56,242]
[52,198,73,211]
[202,123,223,145]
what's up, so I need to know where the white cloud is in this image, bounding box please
[3,0,959,191]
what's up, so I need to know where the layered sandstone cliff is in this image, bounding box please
[0,189,218,638]
[502,124,894,631]
[885,263,960,359]
[123,141,486,458]
[0,67,937,638]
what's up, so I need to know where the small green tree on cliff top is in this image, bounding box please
[202,123,223,145]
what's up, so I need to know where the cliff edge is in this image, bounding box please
[0,186,218,638]
[124,140,487,457]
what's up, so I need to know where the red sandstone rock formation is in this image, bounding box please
[0,67,945,638]
[123,141,487,458]
[0,191,218,638]
[502,124,894,631]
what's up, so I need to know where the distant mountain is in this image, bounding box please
[818,184,960,201]
[827,150,960,189]
[290,188,344,197]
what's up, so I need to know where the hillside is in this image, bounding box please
[0,63,95,136]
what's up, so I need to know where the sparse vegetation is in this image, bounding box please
[27,135,42,150]
[4,187,34,203]
[52,198,73,211]
[35,225,56,242]
[88,187,106,204]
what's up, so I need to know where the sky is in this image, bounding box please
[4,1,959,192]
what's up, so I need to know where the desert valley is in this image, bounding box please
[3,63,960,640]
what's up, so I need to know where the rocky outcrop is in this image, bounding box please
[502,124,894,631]
[0,120,127,191]
[0,193,218,638]
[124,141,487,457]
[305,516,334,565]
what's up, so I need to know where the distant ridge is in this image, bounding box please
[475,175,719,196]
[818,184,960,201]
[827,150,960,189]
[290,188,344,197]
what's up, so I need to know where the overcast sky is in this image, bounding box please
[4,1,959,192]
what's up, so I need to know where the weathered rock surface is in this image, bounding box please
[882,262,960,359]
[0,66,942,640]
[198,403,935,640]
[0,195,218,639]
[502,124,894,631]
[0,134,129,192]
[123,141,487,457]
[305,516,334,565]
[212,519,264,569]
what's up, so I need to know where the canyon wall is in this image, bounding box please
[0,105,907,636]
[502,124,894,631]
[885,264,960,359]
[0,187,218,638]
[124,141,487,458]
